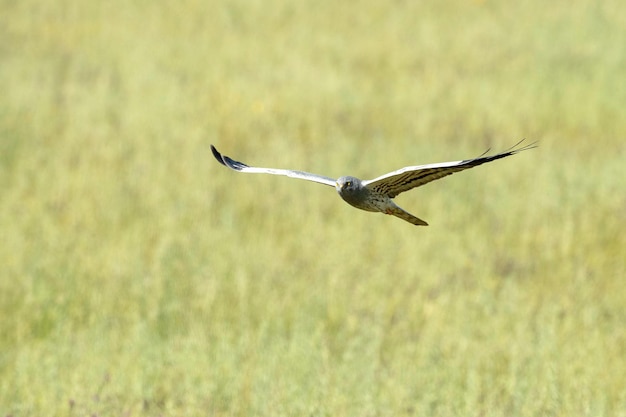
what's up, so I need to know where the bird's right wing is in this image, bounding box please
[211,145,336,187]
[363,140,537,198]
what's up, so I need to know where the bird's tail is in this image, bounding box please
[388,206,428,226]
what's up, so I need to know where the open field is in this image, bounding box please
[1,0,625,415]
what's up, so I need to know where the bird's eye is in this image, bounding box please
[346,181,352,187]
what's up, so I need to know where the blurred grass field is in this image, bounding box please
[1,0,625,415]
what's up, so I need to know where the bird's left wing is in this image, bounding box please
[211,145,336,187]
[362,140,536,198]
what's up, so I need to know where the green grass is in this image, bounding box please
[1,0,625,415]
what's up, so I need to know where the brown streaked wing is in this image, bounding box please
[363,141,536,198]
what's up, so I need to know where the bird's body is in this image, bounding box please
[335,176,428,225]
[211,141,536,226]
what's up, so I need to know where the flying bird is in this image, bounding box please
[211,141,536,226]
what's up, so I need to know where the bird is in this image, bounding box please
[211,140,536,226]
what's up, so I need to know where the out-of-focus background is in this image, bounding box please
[1,0,624,415]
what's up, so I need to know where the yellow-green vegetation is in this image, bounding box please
[1,0,625,415]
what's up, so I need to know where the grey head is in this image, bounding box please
[335,176,372,210]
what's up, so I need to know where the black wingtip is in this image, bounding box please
[210,145,249,171]
[460,139,537,166]
[222,155,249,171]
[211,144,227,166]
[507,138,539,154]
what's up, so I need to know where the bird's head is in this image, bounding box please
[336,176,368,207]
[336,176,360,194]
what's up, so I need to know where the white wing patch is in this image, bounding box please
[211,145,336,187]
